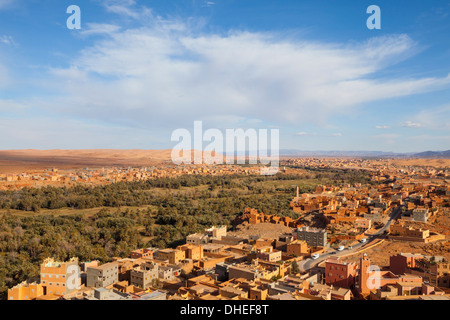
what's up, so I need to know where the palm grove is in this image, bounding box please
[0,168,373,299]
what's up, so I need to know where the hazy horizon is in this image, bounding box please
[0,148,447,155]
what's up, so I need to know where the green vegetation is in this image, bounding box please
[290,260,299,274]
[0,167,372,299]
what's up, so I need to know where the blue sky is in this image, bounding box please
[0,0,449,152]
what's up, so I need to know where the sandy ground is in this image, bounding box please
[340,239,450,268]
[0,149,174,173]
[374,158,450,168]
[229,222,293,239]
[0,149,448,173]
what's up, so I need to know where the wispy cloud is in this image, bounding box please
[375,125,391,129]
[41,17,450,133]
[0,35,15,45]
[102,0,152,19]
[402,121,422,128]
[80,23,122,36]
[296,132,317,136]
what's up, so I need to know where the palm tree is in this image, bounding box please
[291,260,299,274]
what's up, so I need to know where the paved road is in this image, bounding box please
[299,206,403,272]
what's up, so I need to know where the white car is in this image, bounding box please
[337,246,345,251]
[311,253,320,260]
[360,238,367,243]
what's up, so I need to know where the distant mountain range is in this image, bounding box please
[279,149,450,158]
[410,150,450,159]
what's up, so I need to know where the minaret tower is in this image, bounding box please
[359,253,371,295]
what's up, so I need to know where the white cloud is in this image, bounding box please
[402,121,422,128]
[102,0,152,19]
[0,35,15,45]
[296,132,317,136]
[375,125,391,129]
[295,132,341,137]
[30,18,450,133]
[80,23,122,36]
